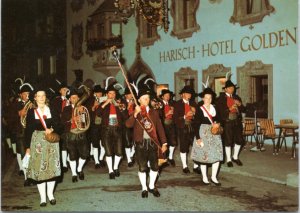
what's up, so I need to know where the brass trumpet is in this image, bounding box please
[112,99,126,111]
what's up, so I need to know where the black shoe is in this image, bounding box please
[19,170,24,176]
[50,199,56,205]
[72,176,78,183]
[78,171,84,180]
[193,167,201,175]
[24,179,31,187]
[232,159,243,166]
[99,160,106,168]
[40,202,47,207]
[227,161,233,167]
[183,167,190,174]
[141,190,148,198]
[95,163,101,169]
[114,169,120,177]
[168,159,176,166]
[149,188,160,197]
[128,162,134,167]
[62,167,68,173]
[211,180,221,186]
[202,180,210,185]
[109,172,115,179]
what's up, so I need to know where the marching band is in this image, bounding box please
[3,69,245,206]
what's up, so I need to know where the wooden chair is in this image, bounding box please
[243,119,255,146]
[259,119,281,155]
[291,130,298,159]
[279,119,294,152]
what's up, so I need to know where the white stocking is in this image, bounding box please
[106,156,113,173]
[62,150,67,167]
[130,146,135,158]
[99,141,105,161]
[138,172,147,191]
[200,164,209,183]
[6,138,12,148]
[17,153,24,171]
[211,162,220,183]
[93,148,100,164]
[12,143,17,154]
[69,160,77,176]
[225,146,232,162]
[113,155,122,170]
[233,144,241,160]
[46,181,56,200]
[90,144,93,156]
[168,146,175,160]
[149,170,158,190]
[37,182,46,203]
[125,148,132,163]
[77,158,86,172]
[180,152,187,168]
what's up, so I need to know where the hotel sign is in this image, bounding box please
[159,27,297,63]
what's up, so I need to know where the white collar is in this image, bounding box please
[201,104,216,117]
[34,105,52,119]
[163,100,168,105]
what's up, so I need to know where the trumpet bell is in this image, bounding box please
[70,106,90,134]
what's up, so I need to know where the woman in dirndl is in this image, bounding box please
[24,87,61,207]
[192,87,223,186]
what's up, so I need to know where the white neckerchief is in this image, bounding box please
[183,99,189,104]
[145,106,150,113]
[163,100,168,105]
[226,93,232,98]
[200,104,216,120]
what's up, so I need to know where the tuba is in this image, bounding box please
[70,85,91,134]
[20,100,33,128]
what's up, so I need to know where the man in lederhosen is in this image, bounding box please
[86,84,106,169]
[50,81,70,173]
[122,87,136,167]
[15,82,34,186]
[61,89,89,182]
[216,79,245,167]
[159,89,177,166]
[96,84,127,179]
[126,88,168,198]
[173,86,201,174]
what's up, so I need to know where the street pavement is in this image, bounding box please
[1,144,298,212]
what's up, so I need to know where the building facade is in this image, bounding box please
[66,0,298,124]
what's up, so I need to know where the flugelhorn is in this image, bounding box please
[20,99,33,128]
[70,85,91,134]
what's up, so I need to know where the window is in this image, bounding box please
[202,64,231,97]
[171,0,200,39]
[97,23,104,39]
[230,0,275,26]
[237,60,273,118]
[136,12,160,47]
